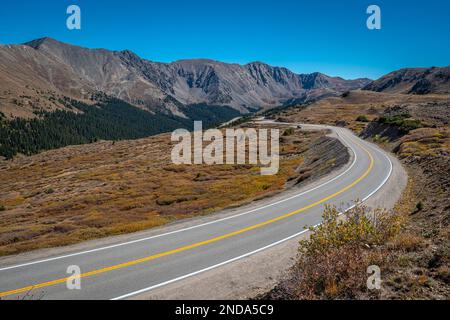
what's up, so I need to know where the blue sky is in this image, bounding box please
[0,0,449,79]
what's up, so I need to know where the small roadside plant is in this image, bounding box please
[416,201,424,212]
[283,128,295,136]
[356,115,369,122]
[287,205,403,299]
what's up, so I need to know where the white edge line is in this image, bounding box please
[0,128,358,272]
[112,134,394,300]
[110,229,310,300]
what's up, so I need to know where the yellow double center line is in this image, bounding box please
[0,137,375,299]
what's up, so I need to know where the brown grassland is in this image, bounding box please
[0,125,330,256]
[276,90,450,133]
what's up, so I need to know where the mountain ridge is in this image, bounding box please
[363,66,450,94]
[0,37,371,119]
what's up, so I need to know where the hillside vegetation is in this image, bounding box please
[0,125,342,256]
[266,90,450,299]
[0,97,240,159]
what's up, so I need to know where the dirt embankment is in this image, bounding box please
[360,102,449,141]
[361,104,449,299]
[290,136,350,187]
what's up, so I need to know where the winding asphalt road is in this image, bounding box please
[0,124,393,300]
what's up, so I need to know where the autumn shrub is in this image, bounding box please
[416,201,424,211]
[286,205,403,299]
[356,115,369,122]
[283,128,295,136]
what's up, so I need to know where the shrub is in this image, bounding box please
[156,195,197,206]
[283,128,295,136]
[261,184,271,190]
[436,266,450,282]
[156,197,176,206]
[356,115,369,122]
[300,205,403,255]
[401,119,422,132]
[0,205,5,212]
[416,201,424,211]
[378,113,412,125]
[378,113,422,133]
[285,205,403,299]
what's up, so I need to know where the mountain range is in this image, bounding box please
[363,66,450,95]
[0,37,370,119]
[0,37,448,159]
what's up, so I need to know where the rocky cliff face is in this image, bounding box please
[0,37,371,118]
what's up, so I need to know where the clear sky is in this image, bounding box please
[0,0,449,79]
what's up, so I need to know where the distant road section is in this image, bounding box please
[0,124,393,300]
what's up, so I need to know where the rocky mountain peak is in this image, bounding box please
[24,37,60,49]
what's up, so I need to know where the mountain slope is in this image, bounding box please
[0,97,241,159]
[363,66,450,94]
[0,37,371,119]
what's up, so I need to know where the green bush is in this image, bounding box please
[378,113,411,125]
[300,205,403,255]
[378,113,422,133]
[373,134,381,142]
[416,201,424,211]
[401,119,423,132]
[356,115,369,122]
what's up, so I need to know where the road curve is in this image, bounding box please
[0,124,393,300]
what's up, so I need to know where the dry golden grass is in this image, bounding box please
[276,90,450,134]
[398,127,450,158]
[0,126,323,256]
[389,233,425,252]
